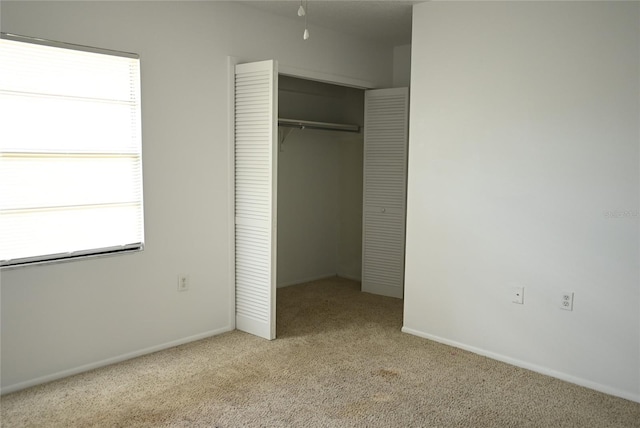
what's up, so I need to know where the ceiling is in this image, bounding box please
[237,0,421,46]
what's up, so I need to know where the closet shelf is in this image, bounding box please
[278,118,360,133]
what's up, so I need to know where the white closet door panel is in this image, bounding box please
[234,60,277,340]
[362,87,409,299]
[363,210,406,294]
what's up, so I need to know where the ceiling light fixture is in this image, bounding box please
[297,0,305,17]
[303,0,310,40]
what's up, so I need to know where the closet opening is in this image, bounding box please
[276,75,365,291]
[233,60,408,340]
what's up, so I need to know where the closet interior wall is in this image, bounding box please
[277,75,364,287]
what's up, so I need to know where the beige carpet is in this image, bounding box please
[1,277,639,427]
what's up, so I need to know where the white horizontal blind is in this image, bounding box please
[362,87,409,299]
[234,60,277,340]
[0,36,144,267]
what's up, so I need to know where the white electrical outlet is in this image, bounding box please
[560,292,573,311]
[178,274,189,292]
[512,286,524,304]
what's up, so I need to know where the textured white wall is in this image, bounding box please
[337,134,364,281]
[277,131,342,287]
[277,133,365,287]
[392,44,411,88]
[0,0,393,392]
[404,1,639,402]
[276,131,364,287]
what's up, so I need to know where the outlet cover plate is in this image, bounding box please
[560,292,573,311]
[512,286,524,304]
[178,274,189,292]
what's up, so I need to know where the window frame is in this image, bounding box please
[0,33,145,269]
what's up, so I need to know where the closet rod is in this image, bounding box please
[278,118,360,133]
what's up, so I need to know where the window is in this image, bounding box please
[0,34,144,267]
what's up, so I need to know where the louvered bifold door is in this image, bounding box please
[362,87,409,299]
[234,60,278,340]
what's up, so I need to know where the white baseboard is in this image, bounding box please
[401,326,640,404]
[1,326,233,395]
[277,273,337,288]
